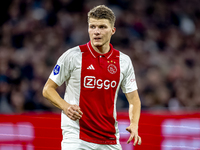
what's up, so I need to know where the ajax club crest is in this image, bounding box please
[107,64,117,74]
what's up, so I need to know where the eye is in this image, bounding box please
[99,25,107,29]
[90,25,95,29]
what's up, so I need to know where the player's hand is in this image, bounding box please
[64,104,83,121]
[126,124,141,146]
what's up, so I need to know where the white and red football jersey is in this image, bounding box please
[49,41,137,145]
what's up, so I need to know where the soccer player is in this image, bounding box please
[43,5,141,150]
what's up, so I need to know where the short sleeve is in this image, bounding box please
[120,54,138,93]
[49,49,73,86]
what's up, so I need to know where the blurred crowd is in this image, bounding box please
[0,0,200,114]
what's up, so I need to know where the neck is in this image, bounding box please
[91,42,110,54]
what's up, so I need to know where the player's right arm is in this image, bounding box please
[42,78,83,120]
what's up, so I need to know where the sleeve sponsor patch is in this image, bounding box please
[53,65,60,75]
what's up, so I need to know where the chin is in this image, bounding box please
[93,42,103,47]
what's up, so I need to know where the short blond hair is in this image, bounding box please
[88,5,116,27]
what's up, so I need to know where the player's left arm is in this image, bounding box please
[125,90,142,146]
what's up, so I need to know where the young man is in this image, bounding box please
[43,5,141,150]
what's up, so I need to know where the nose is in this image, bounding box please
[94,28,100,35]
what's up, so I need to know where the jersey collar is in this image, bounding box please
[87,41,114,59]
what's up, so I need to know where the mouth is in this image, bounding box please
[94,37,101,41]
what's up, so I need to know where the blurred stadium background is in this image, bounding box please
[0,0,200,150]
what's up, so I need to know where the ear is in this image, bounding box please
[111,27,116,35]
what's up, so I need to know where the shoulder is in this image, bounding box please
[112,47,131,61]
[57,46,82,63]
[119,51,132,64]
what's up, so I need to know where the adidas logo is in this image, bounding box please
[87,64,95,70]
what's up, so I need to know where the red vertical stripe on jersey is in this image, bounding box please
[79,43,120,144]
